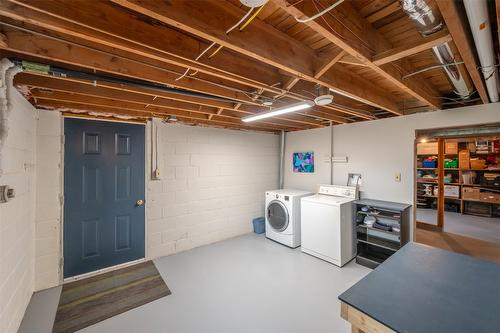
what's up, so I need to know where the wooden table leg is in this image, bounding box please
[340,301,395,333]
[352,326,365,333]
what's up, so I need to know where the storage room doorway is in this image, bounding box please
[414,124,500,262]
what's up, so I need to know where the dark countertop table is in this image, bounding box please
[339,243,500,333]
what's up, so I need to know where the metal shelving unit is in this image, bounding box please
[354,199,411,269]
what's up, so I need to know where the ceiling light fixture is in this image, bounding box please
[242,101,314,122]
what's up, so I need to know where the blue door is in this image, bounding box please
[64,118,145,278]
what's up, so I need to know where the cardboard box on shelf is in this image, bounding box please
[417,142,438,155]
[480,192,500,204]
[445,142,458,155]
[444,185,460,198]
[470,159,486,169]
[462,187,480,200]
[459,150,470,169]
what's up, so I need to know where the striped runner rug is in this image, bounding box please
[52,261,171,333]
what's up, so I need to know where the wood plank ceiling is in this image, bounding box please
[0,0,493,132]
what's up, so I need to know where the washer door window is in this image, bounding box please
[267,200,289,232]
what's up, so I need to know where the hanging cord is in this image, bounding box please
[239,3,267,31]
[310,0,375,54]
[175,6,255,80]
[294,0,344,23]
[401,61,465,79]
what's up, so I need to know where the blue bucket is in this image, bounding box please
[252,217,265,234]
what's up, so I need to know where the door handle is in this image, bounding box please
[136,199,145,207]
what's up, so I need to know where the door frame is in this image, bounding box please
[412,122,500,241]
[60,116,148,283]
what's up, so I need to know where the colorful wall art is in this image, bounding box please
[293,152,314,173]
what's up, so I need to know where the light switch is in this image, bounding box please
[395,173,401,182]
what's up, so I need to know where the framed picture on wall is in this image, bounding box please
[293,152,314,173]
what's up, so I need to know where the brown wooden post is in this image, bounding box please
[437,138,445,228]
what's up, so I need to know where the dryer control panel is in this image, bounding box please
[318,184,358,199]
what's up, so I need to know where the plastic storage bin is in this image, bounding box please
[422,160,437,168]
[444,159,458,168]
[252,217,265,234]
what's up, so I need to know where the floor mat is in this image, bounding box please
[52,261,171,333]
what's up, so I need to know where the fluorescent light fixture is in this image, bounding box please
[242,101,314,122]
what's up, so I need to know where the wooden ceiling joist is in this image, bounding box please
[372,30,453,66]
[39,99,284,132]
[0,28,260,104]
[110,0,401,114]
[1,0,288,98]
[273,0,442,110]
[436,1,489,104]
[366,1,400,23]
[32,92,299,131]
[314,51,345,78]
[0,0,487,132]
[0,1,367,122]
[14,72,322,129]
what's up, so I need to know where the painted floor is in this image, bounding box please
[417,208,500,243]
[19,234,370,333]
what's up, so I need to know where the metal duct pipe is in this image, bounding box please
[401,0,471,99]
[463,0,499,103]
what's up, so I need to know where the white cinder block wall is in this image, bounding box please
[0,61,37,333]
[147,121,280,258]
[28,115,280,291]
[34,112,63,291]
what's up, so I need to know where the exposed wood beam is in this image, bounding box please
[338,54,368,67]
[0,28,258,103]
[32,94,297,132]
[274,0,442,110]
[366,1,400,23]
[314,51,345,79]
[1,1,360,121]
[38,100,282,132]
[14,72,320,128]
[372,30,453,66]
[2,0,289,98]
[283,77,300,91]
[32,91,300,131]
[110,0,401,114]
[0,32,6,48]
[437,1,489,104]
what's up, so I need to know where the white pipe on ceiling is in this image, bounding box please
[463,0,499,103]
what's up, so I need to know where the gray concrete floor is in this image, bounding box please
[417,208,500,243]
[19,234,370,333]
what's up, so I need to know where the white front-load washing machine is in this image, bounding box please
[265,189,313,248]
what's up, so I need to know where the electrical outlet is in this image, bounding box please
[395,172,401,182]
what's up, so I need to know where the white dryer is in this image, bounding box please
[300,185,358,266]
[265,189,313,248]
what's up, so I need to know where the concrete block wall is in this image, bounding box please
[0,61,37,333]
[18,114,280,293]
[34,111,62,291]
[147,121,280,259]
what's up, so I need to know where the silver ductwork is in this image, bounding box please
[463,0,499,103]
[401,0,471,99]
